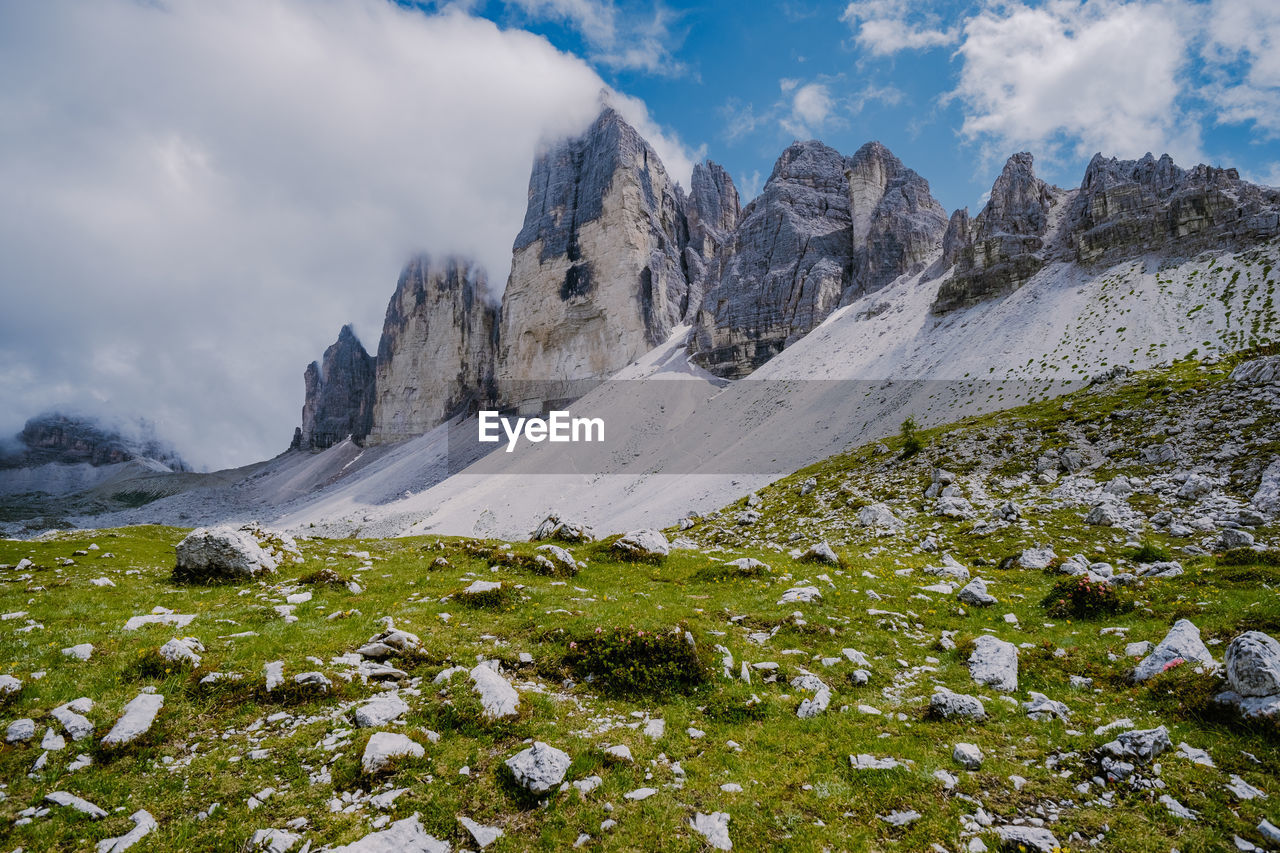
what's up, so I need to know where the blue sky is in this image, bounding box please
[1,0,1278,469]
[446,0,1280,211]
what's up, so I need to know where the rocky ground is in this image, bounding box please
[0,351,1278,852]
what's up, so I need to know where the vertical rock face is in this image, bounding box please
[682,161,740,322]
[692,140,945,378]
[497,108,690,401]
[367,256,497,445]
[297,325,376,450]
[845,142,948,300]
[932,152,1063,314]
[1069,152,1280,264]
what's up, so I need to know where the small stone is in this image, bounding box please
[690,811,732,850]
[506,741,571,794]
[953,742,983,770]
[458,816,503,849]
[361,732,424,774]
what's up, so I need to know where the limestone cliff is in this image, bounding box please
[692,140,945,378]
[295,324,376,450]
[367,256,498,445]
[2,412,187,471]
[496,108,690,402]
[1069,152,1280,265]
[932,152,1063,314]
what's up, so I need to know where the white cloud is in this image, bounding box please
[0,0,695,470]
[841,0,959,56]
[1203,0,1280,136]
[783,83,835,137]
[505,0,688,75]
[950,0,1201,165]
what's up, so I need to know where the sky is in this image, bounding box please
[1,0,1278,471]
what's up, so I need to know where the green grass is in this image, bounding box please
[1,353,1279,851]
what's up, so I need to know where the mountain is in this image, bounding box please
[293,324,376,450]
[6,108,1280,539]
[1,412,187,472]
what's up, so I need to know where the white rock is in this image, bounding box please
[790,673,831,718]
[122,612,195,632]
[801,542,840,565]
[857,503,904,535]
[1225,631,1280,697]
[643,718,665,739]
[1226,774,1267,800]
[469,663,520,719]
[1132,619,1217,682]
[62,643,94,661]
[1253,459,1280,516]
[850,754,909,770]
[248,828,301,852]
[175,526,280,580]
[930,688,986,720]
[604,744,633,762]
[690,811,732,850]
[1022,692,1070,721]
[953,742,983,770]
[777,586,822,605]
[612,529,670,560]
[101,693,163,747]
[45,790,107,819]
[158,636,204,668]
[625,787,658,801]
[264,660,285,692]
[6,718,35,743]
[505,741,571,794]
[361,732,424,774]
[329,814,450,853]
[1176,742,1215,767]
[96,809,158,853]
[969,635,1018,692]
[458,815,503,849]
[0,674,23,697]
[995,826,1060,852]
[42,726,66,750]
[354,693,410,728]
[957,577,996,607]
[463,580,502,595]
[52,700,95,741]
[1160,794,1197,819]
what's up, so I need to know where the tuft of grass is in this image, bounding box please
[564,624,712,699]
[1128,540,1172,564]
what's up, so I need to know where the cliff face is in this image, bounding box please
[692,140,945,378]
[2,412,187,471]
[367,256,498,445]
[295,324,376,449]
[682,161,740,323]
[496,108,690,401]
[1069,152,1280,265]
[932,152,1063,314]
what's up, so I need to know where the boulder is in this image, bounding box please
[1018,547,1056,570]
[611,529,670,561]
[1254,459,1280,516]
[690,811,732,851]
[1225,631,1280,698]
[329,814,450,853]
[857,503,905,535]
[1230,354,1280,384]
[994,825,1061,853]
[801,542,840,565]
[506,741,571,794]
[361,732,424,774]
[930,688,986,720]
[174,526,279,581]
[969,635,1018,692]
[1101,725,1172,763]
[958,577,996,607]
[533,513,595,543]
[354,693,409,728]
[102,693,163,747]
[469,663,521,719]
[158,636,204,668]
[1132,619,1217,682]
[952,742,983,770]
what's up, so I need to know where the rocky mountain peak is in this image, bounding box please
[931,151,1064,314]
[2,412,187,471]
[367,255,497,445]
[498,106,689,398]
[692,139,945,377]
[296,324,376,450]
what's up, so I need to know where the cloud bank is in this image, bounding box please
[0,0,694,471]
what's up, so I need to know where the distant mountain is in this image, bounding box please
[292,108,1280,451]
[1,411,188,472]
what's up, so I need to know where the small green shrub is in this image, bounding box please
[456,583,517,609]
[1041,576,1133,619]
[1218,548,1280,567]
[899,417,923,458]
[1128,540,1171,564]
[564,624,712,699]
